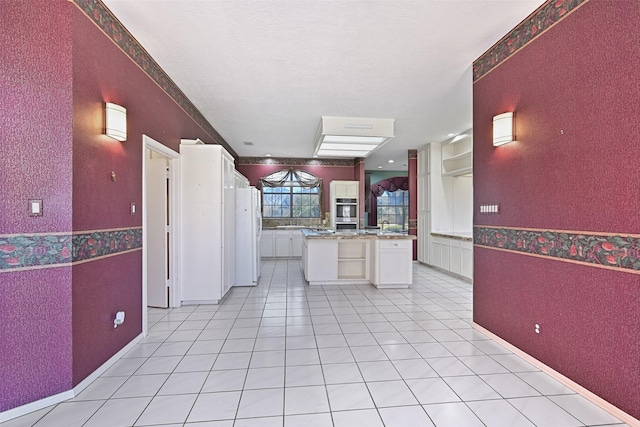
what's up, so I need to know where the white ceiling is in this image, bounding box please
[102,0,544,171]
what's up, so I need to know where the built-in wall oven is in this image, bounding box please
[335,198,358,230]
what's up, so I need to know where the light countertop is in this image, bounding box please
[431,232,473,242]
[302,229,416,240]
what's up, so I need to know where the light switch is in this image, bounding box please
[130,203,136,215]
[28,199,43,216]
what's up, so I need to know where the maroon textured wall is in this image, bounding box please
[0,1,73,234]
[236,163,357,214]
[0,267,73,411]
[2,0,239,412]
[473,1,640,418]
[70,4,224,386]
[0,0,74,412]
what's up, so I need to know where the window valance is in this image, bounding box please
[259,168,321,188]
[370,176,408,197]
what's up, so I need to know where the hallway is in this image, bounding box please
[8,260,625,426]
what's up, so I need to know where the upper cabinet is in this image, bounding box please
[441,132,472,176]
[332,180,359,198]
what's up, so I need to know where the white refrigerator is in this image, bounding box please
[235,187,262,286]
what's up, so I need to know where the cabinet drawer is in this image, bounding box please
[378,240,411,249]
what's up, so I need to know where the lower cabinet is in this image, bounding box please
[260,229,303,258]
[260,230,275,257]
[372,239,412,288]
[275,231,290,257]
[303,237,413,288]
[429,234,472,280]
[303,239,338,282]
[461,241,473,279]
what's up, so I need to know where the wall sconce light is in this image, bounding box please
[493,112,514,146]
[105,102,127,141]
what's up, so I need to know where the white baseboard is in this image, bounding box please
[473,323,639,427]
[0,333,144,424]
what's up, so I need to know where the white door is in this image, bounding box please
[146,149,169,308]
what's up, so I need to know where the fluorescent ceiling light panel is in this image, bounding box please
[313,116,395,158]
[322,135,386,144]
[319,143,380,151]
[317,149,372,157]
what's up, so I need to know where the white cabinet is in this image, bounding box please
[461,241,473,279]
[337,240,368,280]
[330,180,359,230]
[441,132,472,176]
[291,232,303,257]
[304,236,413,287]
[275,230,291,257]
[373,239,412,288]
[429,234,472,280]
[234,170,249,188]
[304,239,339,283]
[261,229,303,258]
[260,230,275,257]
[332,181,359,198]
[431,236,442,269]
[449,240,462,276]
[180,143,235,304]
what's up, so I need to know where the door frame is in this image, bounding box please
[142,134,181,335]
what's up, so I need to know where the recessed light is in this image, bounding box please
[377,165,383,169]
[388,159,394,163]
[265,153,271,157]
[447,133,456,137]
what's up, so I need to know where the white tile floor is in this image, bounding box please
[6,260,629,427]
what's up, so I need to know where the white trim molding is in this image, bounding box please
[473,323,640,427]
[0,333,143,424]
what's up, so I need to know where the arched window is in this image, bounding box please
[371,176,409,231]
[259,169,322,218]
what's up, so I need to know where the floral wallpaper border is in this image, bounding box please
[71,0,235,156]
[474,226,640,274]
[73,228,142,262]
[473,0,588,82]
[0,228,142,271]
[238,157,357,167]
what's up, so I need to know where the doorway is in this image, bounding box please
[142,135,180,335]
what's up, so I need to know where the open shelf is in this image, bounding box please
[441,132,472,176]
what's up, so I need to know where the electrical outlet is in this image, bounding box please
[535,324,540,334]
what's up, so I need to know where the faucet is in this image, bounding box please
[381,220,389,230]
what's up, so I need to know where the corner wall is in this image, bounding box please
[472,0,640,419]
[1,0,236,413]
[0,0,74,411]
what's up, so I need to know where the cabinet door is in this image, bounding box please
[346,182,358,198]
[275,230,290,257]
[334,183,347,198]
[260,230,275,257]
[306,239,338,281]
[291,232,303,257]
[449,243,462,275]
[222,155,235,296]
[417,212,429,263]
[461,241,473,279]
[440,239,450,271]
[431,237,442,268]
[377,240,412,285]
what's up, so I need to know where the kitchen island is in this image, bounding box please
[301,229,416,288]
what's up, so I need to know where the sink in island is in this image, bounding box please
[301,229,416,288]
